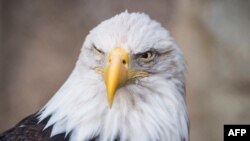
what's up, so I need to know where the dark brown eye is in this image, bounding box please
[138,51,155,62]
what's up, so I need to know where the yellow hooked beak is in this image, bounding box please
[96,47,149,108]
[104,48,129,107]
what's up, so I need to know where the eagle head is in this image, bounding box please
[39,12,189,141]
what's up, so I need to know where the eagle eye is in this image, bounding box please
[92,44,104,55]
[138,50,156,63]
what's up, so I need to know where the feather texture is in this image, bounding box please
[0,114,71,141]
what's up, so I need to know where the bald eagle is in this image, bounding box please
[0,12,189,141]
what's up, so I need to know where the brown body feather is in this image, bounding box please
[0,114,118,141]
[0,114,70,141]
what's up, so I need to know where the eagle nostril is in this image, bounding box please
[122,60,126,64]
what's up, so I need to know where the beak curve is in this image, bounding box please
[104,48,129,107]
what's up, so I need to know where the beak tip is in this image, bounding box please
[108,96,113,108]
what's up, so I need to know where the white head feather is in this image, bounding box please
[39,12,189,141]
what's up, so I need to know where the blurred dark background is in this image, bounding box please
[1,0,250,140]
